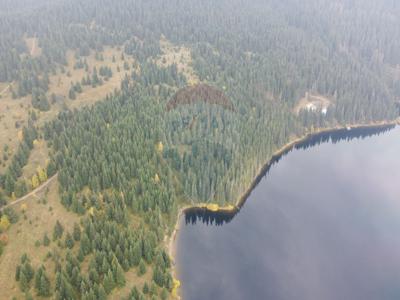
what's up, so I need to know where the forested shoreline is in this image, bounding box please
[1,0,400,299]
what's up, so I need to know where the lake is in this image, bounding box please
[176,125,400,300]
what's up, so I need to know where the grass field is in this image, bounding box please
[0,175,169,299]
[0,95,30,173]
[0,46,133,174]
[0,42,176,299]
[21,139,50,183]
[0,45,137,298]
[0,178,80,299]
[156,36,199,86]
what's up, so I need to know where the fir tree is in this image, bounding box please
[103,270,115,294]
[142,282,149,294]
[97,284,107,300]
[68,88,76,100]
[53,220,64,240]
[43,233,50,246]
[115,262,125,287]
[73,223,81,241]
[160,288,168,300]
[138,259,146,276]
[19,271,29,292]
[65,232,74,249]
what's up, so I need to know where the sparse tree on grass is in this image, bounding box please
[64,232,74,249]
[73,223,81,241]
[43,233,50,246]
[53,220,64,240]
[19,271,29,292]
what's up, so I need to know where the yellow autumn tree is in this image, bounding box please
[154,173,160,183]
[172,279,181,298]
[156,141,164,153]
[0,216,10,232]
[188,77,199,86]
[89,207,95,216]
[37,167,47,183]
[20,203,27,212]
[31,174,40,189]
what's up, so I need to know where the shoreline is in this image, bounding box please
[167,119,399,299]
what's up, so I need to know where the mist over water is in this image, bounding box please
[177,126,400,300]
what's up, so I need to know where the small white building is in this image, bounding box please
[305,103,317,112]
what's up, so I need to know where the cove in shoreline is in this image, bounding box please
[168,120,399,298]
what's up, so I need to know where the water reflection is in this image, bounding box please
[177,124,400,300]
[184,207,237,226]
[184,125,395,226]
[295,126,394,150]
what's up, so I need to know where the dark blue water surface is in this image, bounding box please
[176,126,400,300]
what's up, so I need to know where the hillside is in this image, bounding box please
[0,0,399,299]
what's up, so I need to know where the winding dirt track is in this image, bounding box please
[0,83,12,96]
[0,174,58,212]
[30,38,36,56]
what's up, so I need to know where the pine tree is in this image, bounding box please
[77,248,85,262]
[53,220,64,240]
[129,286,139,300]
[46,160,57,177]
[132,243,141,266]
[115,262,125,287]
[73,223,81,241]
[75,82,82,93]
[35,267,51,297]
[80,233,91,255]
[4,173,15,196]
[22,261,35,282]
[152,266,164,287]
[15,265,21,281]
[103,270,115,294]
[43,233,50,246]
[138,259,146,276]
[14,180,27,197]
[19,271,29,292]
[68,88,76,100]
[89,267,100,284]
[149,282,158,296]
[65,232,74,249]
[98,284,107,300]
[34,267,43,291]
[39,274,51,297]
[160,288,168,300]
[142,282,149,294]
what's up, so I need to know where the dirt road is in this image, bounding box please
[0,83,12,96]
[0,174,58,212]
